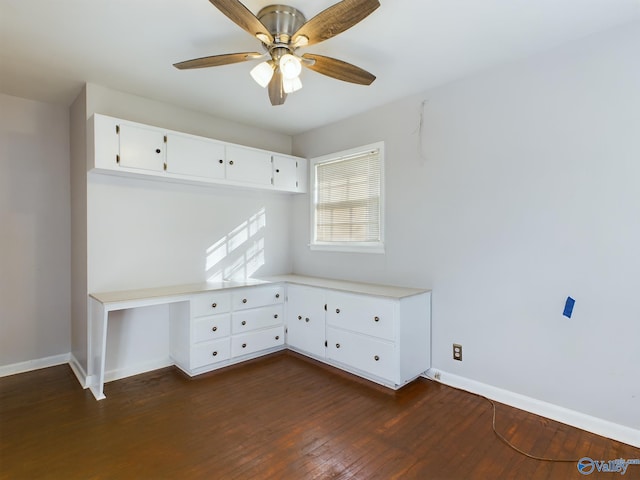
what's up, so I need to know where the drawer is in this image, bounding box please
[232,285,283,311]
[192,292,231,317]
[231,326,285,358]
[326,327,397,383]
[326,291,395,340]
[232,305,282,334]
[191,338,231,369]
[192,314,231,343]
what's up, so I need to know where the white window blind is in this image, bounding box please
[314,146,382,245]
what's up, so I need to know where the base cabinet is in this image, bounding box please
[285,283,431,389]
[172,284,284,376]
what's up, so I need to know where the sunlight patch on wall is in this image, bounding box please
[206,208,266,281]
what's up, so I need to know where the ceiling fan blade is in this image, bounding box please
[302,54,376,85]
[173,52,263,69]
[268,68,287,106]
[292,0,380,47]
[209,0,274,44]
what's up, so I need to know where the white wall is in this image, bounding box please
[74,85,295,378]
[0,94,70,365]
[292,22,640,431]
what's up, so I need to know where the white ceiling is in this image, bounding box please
[1,0,639,135]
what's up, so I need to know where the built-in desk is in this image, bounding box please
[88,276,431,400]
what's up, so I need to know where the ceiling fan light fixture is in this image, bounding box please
[250,61,274,88]
[283,76,302,94]
[279,54,302,80]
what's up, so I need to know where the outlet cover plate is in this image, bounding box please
[453,344,462,361]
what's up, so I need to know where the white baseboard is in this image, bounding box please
[69,354,89,389]
[0,353,71,378]
[424,369,640,449]
[104,356,174,383]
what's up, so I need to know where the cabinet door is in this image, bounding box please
[191,338,231,368]
[166,133,226,179]
[225,145,273,186]
[326,291,396,341]
[193,314,231,343]
[231,326,284,357]
[232,285,283,311]
[286,285,326,358]
[232,305,282,333]
[272,155,299,192]
[326,327,397,383]
[118,123,166,172]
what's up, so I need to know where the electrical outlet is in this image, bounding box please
[453,344,462,361]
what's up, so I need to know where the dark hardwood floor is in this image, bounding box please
[1,352,638,479]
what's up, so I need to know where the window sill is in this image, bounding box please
[309,243,385,254]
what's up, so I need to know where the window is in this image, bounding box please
[310,142,384,253]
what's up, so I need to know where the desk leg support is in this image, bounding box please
[88,298,107,400]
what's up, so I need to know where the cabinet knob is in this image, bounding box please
[374,355,380,361]
[241,320,246,326]
[212,351,218,356]
[242,343,247,348]
[297,315,302,320]
[242,298,247,304]
[155,148,161,154]
[218,159,223,164]
[274,314,278,319]
[275,335,280,340]
[305,317,309,323]
[212,326,217,332]
[374,316,380,322]
[275,293,280,299]
[336,343,341,348]
[336,308,340,314]
[211,303,217,308]
[229,160,234,165]
[275,169,280,173]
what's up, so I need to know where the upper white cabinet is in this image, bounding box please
[118,123,166,172]
[166,132,226,180]
[89,113,306,193]
[226,145,273,187]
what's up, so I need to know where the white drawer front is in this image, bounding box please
[191,338,231,369]
[192,292,231,317]
[232,285,283,311]
[232,305,283,334]
[231,326,285,358]
[193,314,231,343]
[326,327,397,383]
[326,292,395,340]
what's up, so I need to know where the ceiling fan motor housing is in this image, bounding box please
[257,5,306,45]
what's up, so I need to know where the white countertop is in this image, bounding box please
[89,274,430,305]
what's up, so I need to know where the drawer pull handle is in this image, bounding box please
[212,303,217,308]
[242,298,247,304]
[212,351,218,356]
[242,343,247,348]
[155,148,161,154]
[275,335,280,340]
[374,355,380,361]
[336,343,340,348]
[374,316,380,322]
[212,326,217,332]
[241,320,246,326]
[275,293,280,299]
[274,314,278,319]
[336,308,340,314]
[297,315,302,320]
[218,159,223,164]
[305,317,309,323]
[229,160,234,165]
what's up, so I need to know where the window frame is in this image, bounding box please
[309,141,385,254]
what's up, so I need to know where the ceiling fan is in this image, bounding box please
[174,0,380,106]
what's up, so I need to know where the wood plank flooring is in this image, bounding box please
[1,352,638,479]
